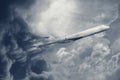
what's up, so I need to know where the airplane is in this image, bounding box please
[27,25,109,52]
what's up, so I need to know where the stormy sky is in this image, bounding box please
[0,0,120,80]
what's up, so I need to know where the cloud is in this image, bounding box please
[110,38,120,54]
[1,0,120,80]
[15,0,118,38]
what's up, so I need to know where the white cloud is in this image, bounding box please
[16,0,118,38]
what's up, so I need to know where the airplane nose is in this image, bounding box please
[100,25,110,30]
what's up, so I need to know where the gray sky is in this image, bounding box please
[1,0,120,80]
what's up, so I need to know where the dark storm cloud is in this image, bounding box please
[0,15,50,80]
[0,0,34,21]
[0,0,52,79]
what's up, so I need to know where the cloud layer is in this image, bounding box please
[1,0,120,80]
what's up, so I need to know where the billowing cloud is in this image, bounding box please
[1,0,120,80]
[15,0,118,38]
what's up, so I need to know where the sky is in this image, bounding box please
[0,0,120,80]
